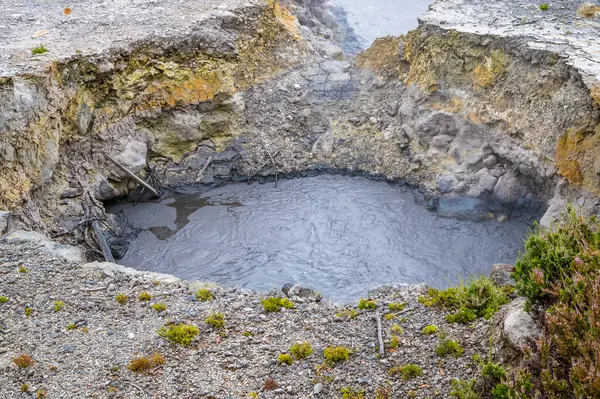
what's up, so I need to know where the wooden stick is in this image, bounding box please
[104,153,160,198]
[376,310,384,357]
[197,156,213,182]
[91,220,115,263]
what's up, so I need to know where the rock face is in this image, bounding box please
[0,211,12,235]
[2,0,600,233]
[492,298,542,363]
[282,283,323,302]
[489,263,515,287]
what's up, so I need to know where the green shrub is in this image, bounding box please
[419,276,509,320]
[139,292,152,301]
[337,309,359,319]
[278,353,293,365]
[54,301,65,312]
[450,379,479,399]
[205,313,225,329]
[388,336,400,349]
[482,362,507,382]
[290,342,313,360]
[18,266,28,273]
[436,339,464,357]
[358,298,377,310]
[25,307,33,317]
[388,364,423,380]
[115,294,128,305]
[0,296,9,303]
[491,383,511,399]
[388,302,405,311]
[323,346,350,363]
[195,289,213,302]
[31,45,49,55]
[340,387,365,399]
[422,325,439,335]
[391,324,403,334]
[446,307,477,324]
[158,323,199,346]
[539,3,549,10]
[150,303,167,312]
[511,210,600,397]
[261,297,294,312]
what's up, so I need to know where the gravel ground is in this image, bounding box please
[0,236,491,399]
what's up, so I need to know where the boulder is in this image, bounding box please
[113,141,147,175]
[368,283,428,298]
[478,174,498,193]
[493,170,531,207]
[0,211,12,235]
[282,283,323,302]
[492,298,542,363]
[436,175,458,193]
[489,263,515,287]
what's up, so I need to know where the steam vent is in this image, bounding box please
[2,0,600,397]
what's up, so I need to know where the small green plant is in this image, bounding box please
[0,296,8,303]
[128,353,165,372]
[336,309,359,319]
[195,288,213,301]
[242,331,252,337]
[54,301,65,312]
[358,298,377,310]
[388,302,405,311]
[261,297,294,312]
[139,292,152,301]
[158,323,199,346]
[248,392,259,399]
[115,294,128,305]
[446,307,477,324]
[290,342,313,360]
[388,364,423,380]
[436,339,464,357]
[384,313,395,321]
[18,266,28,273]
[482,361,507,382]
[278,353,293,365]
[13,354,35,368]
[418,276,509,320]
[391,324,403,334]
[539,3,549,11]
[150,302,167,312]
[422,325,439,335]
[20,383,29,392]
[491,383,511,399]
[205,313,225,329]
[375,386,392,399]
[450,379,479,399]
[31,45,49,55]
[388,336,400,349]
[340,387,366,399]
[25,307,33,317]
[323,346,350,364]
[36,388,47,398]
[66,323,76,330]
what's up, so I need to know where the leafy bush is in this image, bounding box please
[446,307,477,324]
[158,323,199,346]
[388,364,423,380]
[422,325,439,335]
[139,292,152,301]
[419,277,509,320]
[340,387,365,399]
[481,362,507,382]
[436,339,464,358]
[323,346,350,363]
[278,353,293,365]
[31,45,49,55]
[511,209,600,397]
[261,297,294,312]
[450,379,479,399]
[205,313,225,329]
[195,289,213,302]
[53,301,65,312]
[13,354,35,368]
[290,342,313,360]
[491,384,510,399]
[115,294,128,305]
[358,298,377,310]
[388,302,405,311]
[150,303,167,312]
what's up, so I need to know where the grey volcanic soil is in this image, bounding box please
[110,175,531,302]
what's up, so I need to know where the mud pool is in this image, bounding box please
[109,176,532,302]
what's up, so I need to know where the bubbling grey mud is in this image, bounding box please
[109,175,532,302]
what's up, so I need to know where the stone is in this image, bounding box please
[93,174,119,201]
[313,383,323,395]
[113,141,147,175]
[414,112,458,138]
[2,231,83,262]
[60,187,82,199]
[489,263,515,287]
[0,211,12,235]
[493,170,531,207]
[478,174,498,193]
[436,175,458,193]
[282,283,323,302]
[312,131,334,157]
[503,298,541,351]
